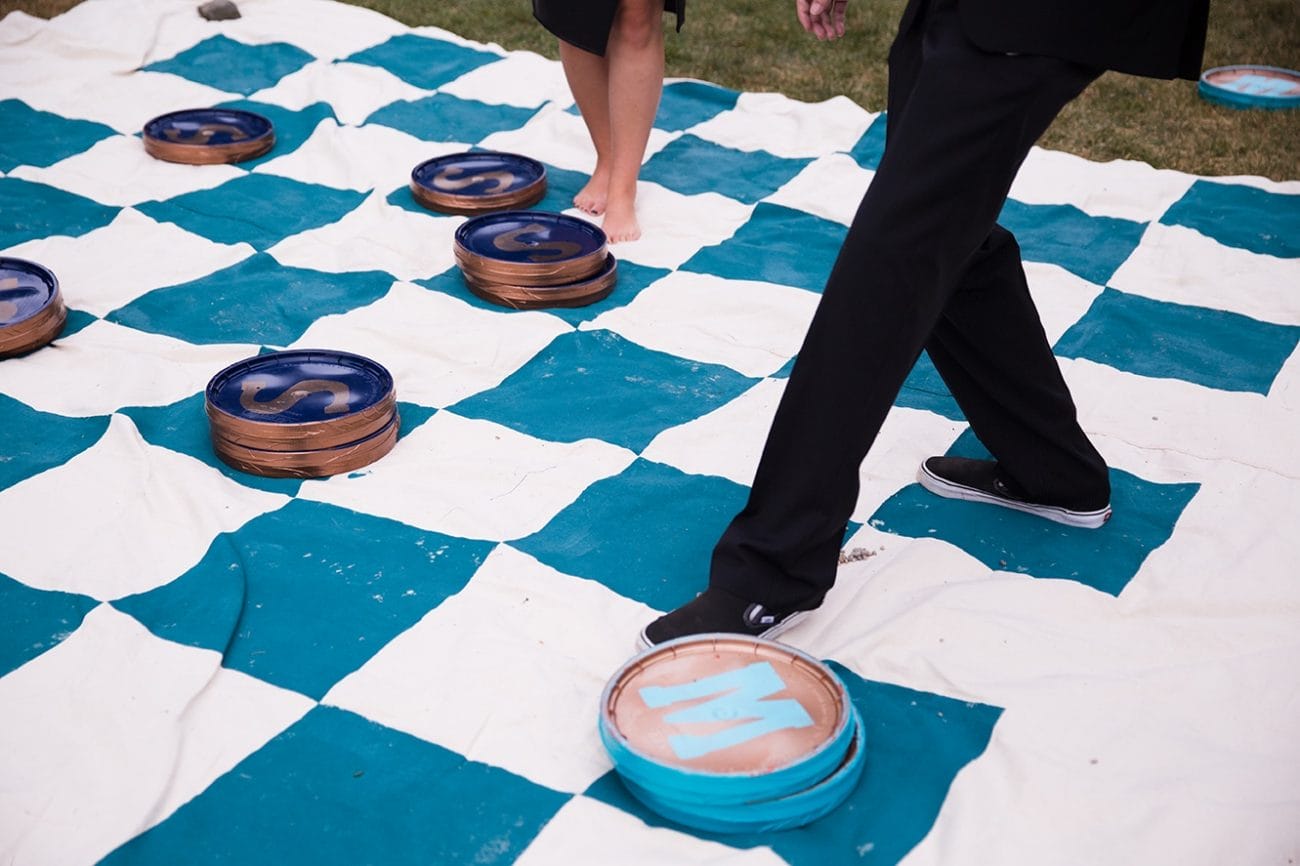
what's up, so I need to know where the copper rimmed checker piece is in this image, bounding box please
[142,108,275,165]
[205,349,397,453]
[454,211,607,288]
[211,414,400,478]
[0,257,67,359]
[411,152,548,215]
[599,635,859,819]
[464,254,619,310]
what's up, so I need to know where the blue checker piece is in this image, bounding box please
[1160,179,1300,259]
[143,34,314,95]
[365,93,538,144]
[1054,288,1300,395]
[640,134,812,205]
[588,665,1000,866]
[654,80,740,132]
[344,33,502,90]
[136,174,365,250]
[998,199,1147,287]
[106,253,392,346]
[449,329,757,452]
[0,99,117,172]
[0,574,99,678]
[102,705,569,866]
[214,99,337,168]
[113,499,493,699]
[0,177,118,249]
[0,394,109,493]
[869,432,1199,597]
[682,202,846,293]
[513,458,750,611]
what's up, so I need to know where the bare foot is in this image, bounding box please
[602,195,641,243]
[574,168,609,215]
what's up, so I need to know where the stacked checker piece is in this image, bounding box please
[0,258,67,359]
[599,635,867,833]
[409,151,617,310]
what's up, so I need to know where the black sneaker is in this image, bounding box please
[917,456,1111,529]
[639,586,818,649]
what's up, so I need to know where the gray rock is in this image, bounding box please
[198,0,240,21]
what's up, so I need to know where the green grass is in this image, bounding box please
[4,0,1298,179]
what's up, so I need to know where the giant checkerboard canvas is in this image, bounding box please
[2,0,1299,863]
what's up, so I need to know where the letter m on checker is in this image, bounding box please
[638,662,814,761]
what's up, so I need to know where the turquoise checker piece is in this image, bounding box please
[0,574,99,678]
[113,499,493,699]
[0,177,118,248]
[640,134,813,205]
[100,705,569,866]
[0,99,116,172]
[1160,179,1300,259]
[1055,288,1300,395]
[365,93,539,144]
[449,329,757,452]
[344,33,502,90]
[136,174,365,250]
[142,34,313,95]
[0,394,109,493]
[106,254,393,346]
[681,202,846,293]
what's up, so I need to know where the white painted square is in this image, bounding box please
[324,544,656,792]
[6,69,237,136]
[0,415,290,600]
[514,796,789,866]
[268,191,459,281]
[438,50,573,109]
[299,410,635,541]
[217,0,408,61]
[479,104,676,174]
[0,605,312,866]
[250,60,432,127]
[254,119,459,195]
[1011,148,1197,223]
[1023,261,1107,345]
[1109,222,1300,326]
[850,406,968,522]
[7,135,247,207]
[0,319,258,417]
[2,209,255,317]
[581,270,819,378]
[764,152,875,227]
[689,92,875,159]
[601,183,755,271]
[289,281,571,407]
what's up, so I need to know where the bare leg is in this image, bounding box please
[601,0,664,242]
[558,40,613,215]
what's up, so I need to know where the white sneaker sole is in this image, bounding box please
[917,463,1111,529]
[636,608,812,652]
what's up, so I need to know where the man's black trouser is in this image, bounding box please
[708,0,1110,609]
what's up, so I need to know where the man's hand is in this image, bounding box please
[796,0,848,40]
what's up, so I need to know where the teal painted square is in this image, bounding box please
[1054,288,1300,395]
[513,458,749,611]
[868,432,1199,596]
[587,666,1001,865]
[113,499,493,699]
[998,200,1146,286]
[102,705,569,866]
[894,351,964,420]
[143,34,313,95]
[214,99,337,168]
[413,257,670,327]
[0,99,116,172]
[56,308,98,339]
[0,177,118,248]
[449,329,757,452]
[531,162,594,214]
[136,174,365,249]
[106,253,393,346]
[654,81,740,132]
[682,203,845,292]
[365,93,537,144]
[0,394,109,492]
[848,113,888,169]
[0,574,98,677]
[344,33,502,90]
[119,394,304,497]
[640,134,812,205]
[1160,180,1300,258]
